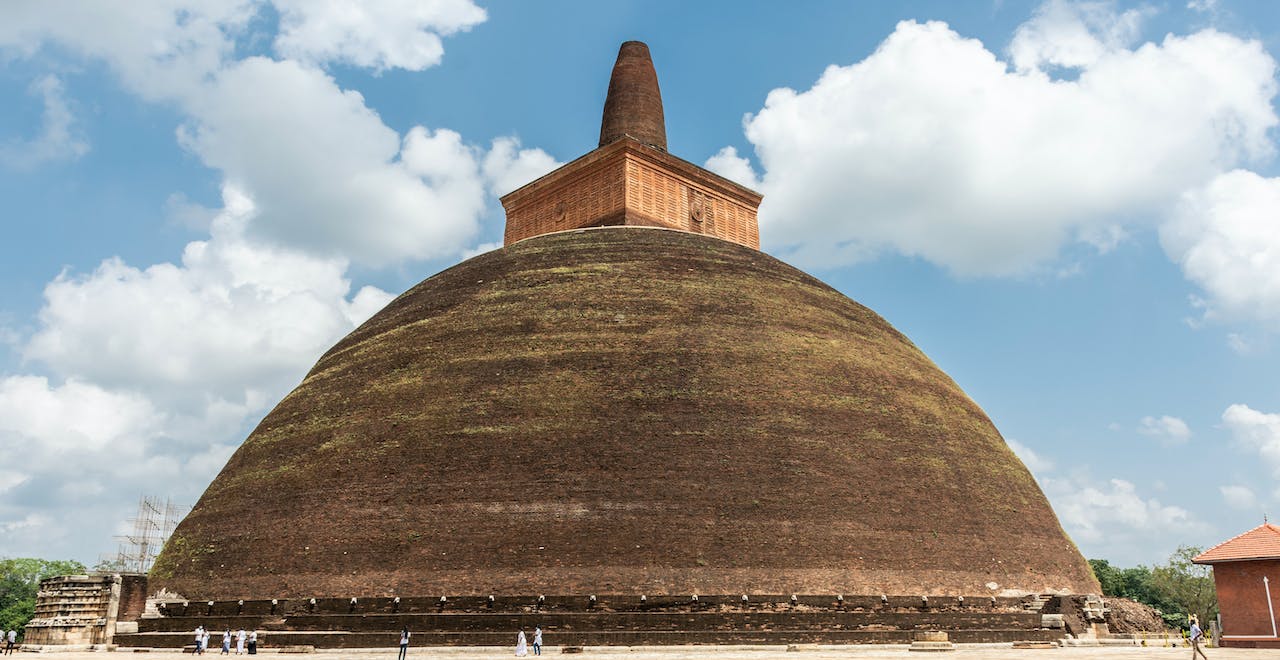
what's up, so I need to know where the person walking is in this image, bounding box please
[515,629,528,657]
[532,626,542,656]
[1190,616,1208,660]
[194,626,205,655]
[247,630,257,655]
[398,627,410,660]
[236,628,246,655]
[5,628,15,655]
[202,629,210,655]
[221,630,231,655]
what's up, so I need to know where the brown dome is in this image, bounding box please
[152,227,1097,599]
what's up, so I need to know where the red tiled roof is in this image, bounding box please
[1194,523,1280,563]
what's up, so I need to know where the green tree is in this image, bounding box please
[1089,559,1122,596]
[1150,545,1217,629]
[1091,547,1219,630]
[0,558,87,635]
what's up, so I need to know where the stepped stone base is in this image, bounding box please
[909,631,954,652]
[114,594,1068,649]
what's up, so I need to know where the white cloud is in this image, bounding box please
[1050,478,1195,542]
[0,373,240,560]
[0,376,161,453]
[1219,484,1258,510]
[1222,404,1280,477]
[2,186,395,560]
[1138,415,1192,444]
[460,241,503,260]
[0,1,256,102]
[1009,0,1148,72]
[273,0,486,71]
[1226,333,1255,355]
[0,1,547,563]
[1042,474,1204,563]
[1161,170,1280,327]
[24,185,393,407]
[1007,438,1054,474]
[710,4,1277,275]
[1187,0,1219,14]
[0,74,89,170]
[482,137,561,197]
[1,1,502,268]
[177,58,491,266]
[705,146,762,190]
[0,513,54,537]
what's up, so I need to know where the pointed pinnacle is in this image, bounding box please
[599,41,667,151]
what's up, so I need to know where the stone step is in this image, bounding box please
[116,628,1061,648]
[153,596,1030,618]
[136,611,1043,634]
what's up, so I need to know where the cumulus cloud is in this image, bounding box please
[0,373,240,559]
[273,0,486,71]
[1004,436,1200,564]
[482,137,561,197]
[0,376,161,453]
[25,185,393,407]
[176,58,492,265]
[1042,475,1204,563]
[1161,170,1280,327]
[705,146,762,190]
[1222,404,1280,477]
[1009,0,1149,72]
[1138,415,1192,445]
[0,0,530,561]
[1007,438,1054,474]
[0,1,256,102]
[709,2,1277,275]
[0,74,89,170]
[1,0,503,268]
[2,187,394,559]
[1219,484,1258,510]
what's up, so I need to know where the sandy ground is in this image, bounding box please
[20,646,1268,660]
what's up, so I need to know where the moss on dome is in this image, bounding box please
[152,227,1097,599]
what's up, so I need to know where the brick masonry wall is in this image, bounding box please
[1214,558,1280,648]
[503,153,627,245]
[502,139,760,249]
[118,575,149,622]
[623,155,758,248]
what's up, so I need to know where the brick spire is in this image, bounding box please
[500,41,760,249]
[599,41,667,151]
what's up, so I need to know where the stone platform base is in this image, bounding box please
[115,594,1066,649]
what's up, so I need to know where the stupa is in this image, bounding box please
[151,41,1096,604]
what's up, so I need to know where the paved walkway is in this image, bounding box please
[29,646,1265,659]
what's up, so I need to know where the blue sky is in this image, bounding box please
[2,0,1280,572]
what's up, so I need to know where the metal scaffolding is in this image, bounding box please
[105,495,188,574]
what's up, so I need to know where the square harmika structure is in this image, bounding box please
[501,40,761,249]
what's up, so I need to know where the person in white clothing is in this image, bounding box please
[194,626,205,655]
[236,628,246,655]
[202,630,210,655]
[221,630,231,655]
[532,626,542,656]
[1189,617,1208,660]
[398,627,410,660]
[515,629,528,657]
[5,628,16,655]
[248,631,257,655]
